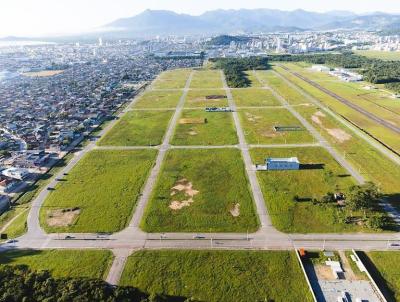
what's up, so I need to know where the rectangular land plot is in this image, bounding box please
[134,90,182,109]
[152,69,191,89]
[98,110,173,146]
[185,89,228,108]
[365,252,400,301]
[238,108,314,144]
[231,88,280,107]
[244,70,263,87]
[142,149,259,232]
[171,110,238,145]
[251,147,362,233]
[190,69,223,89]
[0,249,112,279]
[120,250,313,302]
[40,150,157,233]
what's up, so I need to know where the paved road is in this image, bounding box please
[280,65,400,135]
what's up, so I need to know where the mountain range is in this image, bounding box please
[103,9,400,37]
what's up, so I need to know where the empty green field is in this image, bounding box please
[238,108,314,144]
[366,252,400,301]
[185,89,228,108]
[190,69,223,89]
[171,110,238,145]
[244,70,263,87]
[152,69,191,89]
[134,90,182,108]
[355,50,400,61]
[141,149,259,232]
[120,250,313,302]
[251,147,363,233]
[98,110,173,146]
[0,249,112,279]
[40,150,157,233]
[231,88,280,106]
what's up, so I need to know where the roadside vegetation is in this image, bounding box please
[231,88,280,107]
[238,108,314,144]
[251,147,391,233]
[134,90,182,109]
[40,150,157,233]
[98,110,173,146]
[142,149,259,232]
[120,250,313,302]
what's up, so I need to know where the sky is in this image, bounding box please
[0,0,399,37]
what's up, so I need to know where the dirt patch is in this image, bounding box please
[230,203,240,217]
[169,179,200,210]
[47,208,80,227]
[22,70,65,77]
[245,112,262,123]
[188,130,198,136]
[311,111,326,125]
[326,128,351,143]
[179,118,206,124]
[315,264,335,280]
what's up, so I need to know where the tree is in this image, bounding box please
[346,182,381,211]
[366,214,387,230]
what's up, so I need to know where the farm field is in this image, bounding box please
[274,64,400,153]
[355,50,400,61]
[120,250,313,302]
[184,89,228,108]
[190,69,223,89]
[40,150,157,233]
[171,109,238,145]
[296,105,400,204]
[238,108,314,144]
[152,68,191,89]
[231,88,280,107]
[250,147,368,233]
[134,90,182,109]
[98,110,173,146]
[141,149,259,232]
[365,252,400,301]
[0,249,112,279]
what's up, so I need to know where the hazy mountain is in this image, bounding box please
[103,9,400,37]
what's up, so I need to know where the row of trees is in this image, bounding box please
[268,53,400,91]
[211,57,269,88]
[0,265,192,302]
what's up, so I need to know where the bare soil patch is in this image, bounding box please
[169,179,200,210]
[230,203,240,217]
[315,264,335,280]
[326,128,351,143]
[47,208,80,227]
[179,118,206,124]
[22,70,65,77]
[245,112,261,123]
[188,129,198,136]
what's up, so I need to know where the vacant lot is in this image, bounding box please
[120,250,313,302]
[22,70,64,77]
[0,249,112,279]
[231,88,280,107]
[152,69,191,89]
[98,110,173,146]
[190,70,223,89]
[366,252,400,302]
[134,90,182,109]
[238,108,314,144]
[185,89,228,108]
[171,110,238,145]
[244,71,263,87]
[40,150,157,233]
[250,147,362,233]
[142,149,258,232]
[355,50,400,61]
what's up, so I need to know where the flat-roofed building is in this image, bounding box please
[266,157,300,170]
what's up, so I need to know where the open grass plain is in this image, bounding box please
[120,250,313,302]
[190,69,224,89]
[40,150,157,233]
[133,90,182,109]
[184,89,228,108]
[152,68,192,89]
[231,88,280,107]
[0,249,112,279]
[141,148,259,232]
[355,50,400,61]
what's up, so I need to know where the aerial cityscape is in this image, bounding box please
[0,0,400,301]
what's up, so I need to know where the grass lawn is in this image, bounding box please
[0,249,112,279]
[1,208,28,239]
[98,110,173,146]
[244,70,263,87]
[366,252,400,302]
[152,69,191,89]
[190,70,223,89]
[120,250,313,302]
[355,50,400,61]
[231,88,280,107]
[134,90,182,109]
[40,150,157,233]
[238,108,314,144]
[184,89,228,108]
[171,110,238,145]
[250,147,365,233]
[141,149,259,232]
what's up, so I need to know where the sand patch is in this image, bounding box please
[169,179,200,210]
[47,208,80,227]
[311,111,326,125]
[22,70,64,77]
[326,128,351,143]
[179,118,206,124]
[315,264,335,280]
[230,203,240,217]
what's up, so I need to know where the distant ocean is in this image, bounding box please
[0,40,55,48]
